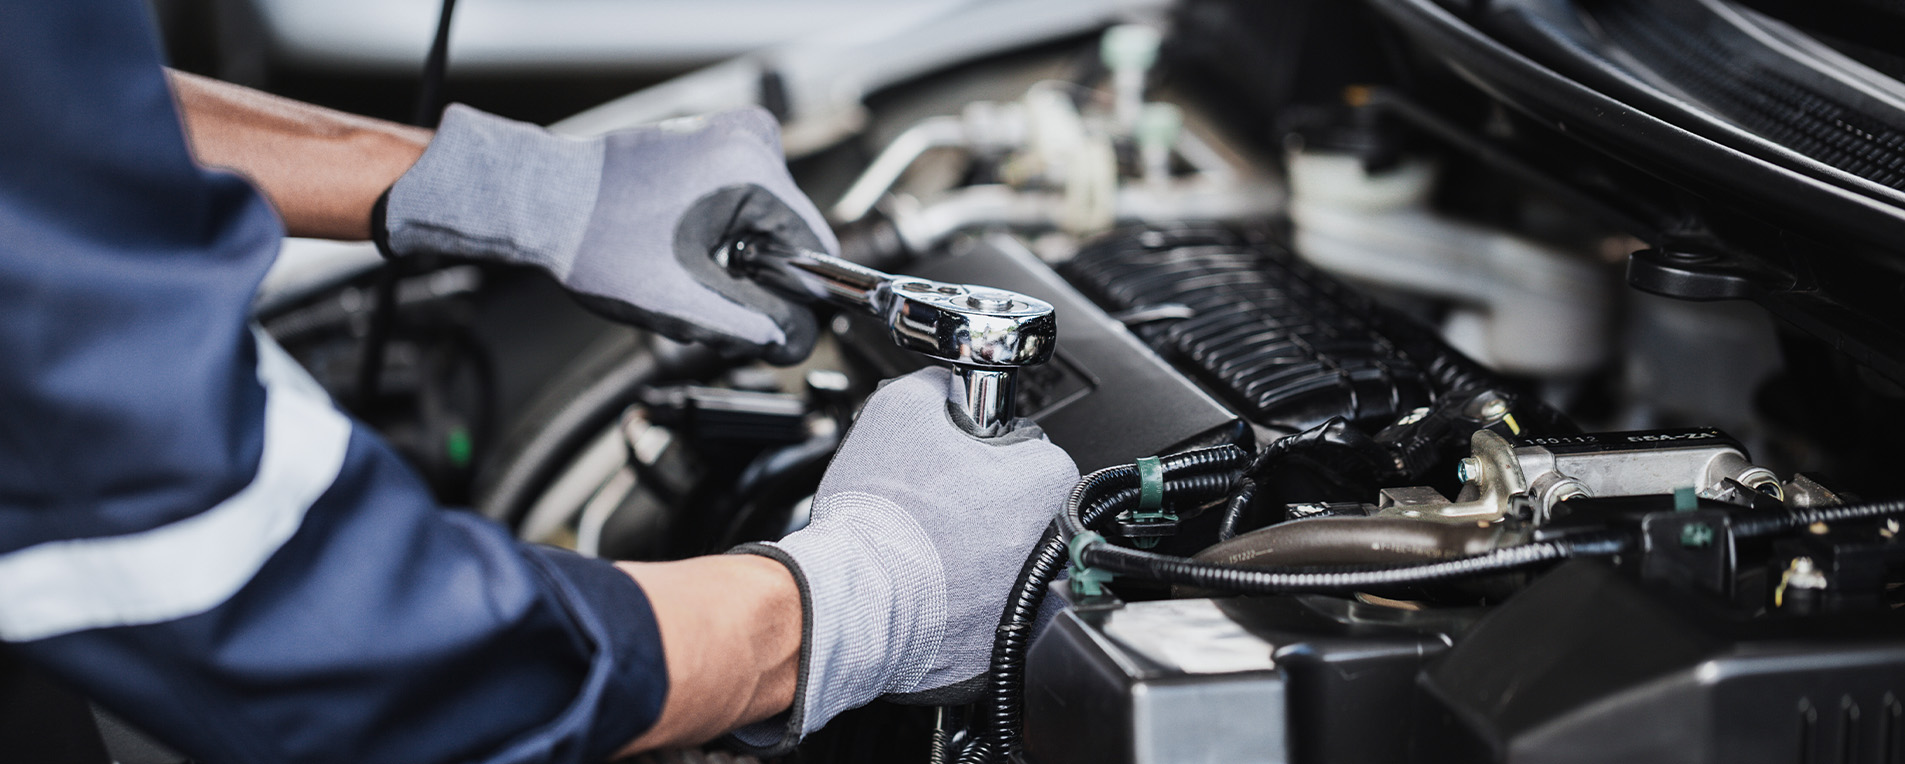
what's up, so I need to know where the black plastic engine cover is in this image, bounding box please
[1419,560,1905,764]
[1061,226,1496,435]
[1024,588,1474,764]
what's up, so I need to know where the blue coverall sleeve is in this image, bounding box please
[0,4,669,763]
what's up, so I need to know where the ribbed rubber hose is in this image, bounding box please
[1734,498,1905,538]
[966,446,1250,763]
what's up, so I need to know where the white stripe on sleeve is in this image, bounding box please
[0,327,351,641]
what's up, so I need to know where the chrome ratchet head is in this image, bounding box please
[884,277,1056,369]
[885,278,1056,437]
[715,235,1056,436]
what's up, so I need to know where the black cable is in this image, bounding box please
[928,707,954,764]
[1211,431,1302,542]
[1215,478,1256,542]
[972,446,1250,762]
[414,0,459,128]
[357,0,458,412]
[952,737,993,764]
[1081,531,1626,594]
[1735,497,1905,538]
[352,266,402,412]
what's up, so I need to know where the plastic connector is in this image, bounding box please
[1068,531,1115,597]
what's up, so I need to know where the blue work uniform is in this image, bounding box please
[0,3,669,763]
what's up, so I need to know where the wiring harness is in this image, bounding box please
[959,443,1623,761]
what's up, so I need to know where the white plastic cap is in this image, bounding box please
[1100,24,1162,73]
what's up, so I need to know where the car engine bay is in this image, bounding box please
[167,0,1905,761]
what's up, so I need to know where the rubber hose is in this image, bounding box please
[1157,472,1240,503]
[1050,466,1139,540]
[1159,444,1251,476]
[1214,429,1307,541]
[978,446,1249,761]
[1735,497,1905,538]
[980,491,1133,760]
[953,737,993,764]
[1196,516,1521,568]
[1215,479,1257,542]
[1247,433,1298,477]
[1083,530,1629,594]
[1050,445,1247,540]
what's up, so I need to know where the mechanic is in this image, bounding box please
[0,3,1078,763]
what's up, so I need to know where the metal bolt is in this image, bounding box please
[1775,555,1829,608]
[1456,457,1481,484]
[965,293,1013,311]
[1747,477,1786,503]
[1787,556,1827,589]
[1552,482,1590,505]
[1479,397,1509,421]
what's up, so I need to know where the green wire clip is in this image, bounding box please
[1123,456,1175,548]
[1136,456,1164,512]
[1068,531,1115,597]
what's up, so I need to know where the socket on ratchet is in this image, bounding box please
[715,235,1056,436]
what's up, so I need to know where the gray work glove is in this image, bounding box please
[378,104,834,364]
[732,367,1080,753]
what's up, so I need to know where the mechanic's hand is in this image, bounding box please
[732,367,1079,751]
[377,104,833,364]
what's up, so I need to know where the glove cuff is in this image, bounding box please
[382,104,604,273]
[723,543,811,756]
[726,494,948,752]
[370,187,395,259]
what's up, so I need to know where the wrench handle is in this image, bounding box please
[721,237,891,313]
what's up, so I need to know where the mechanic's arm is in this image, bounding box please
[174,66,830,363]
[167,69,430,240]
[613,556,799,753]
